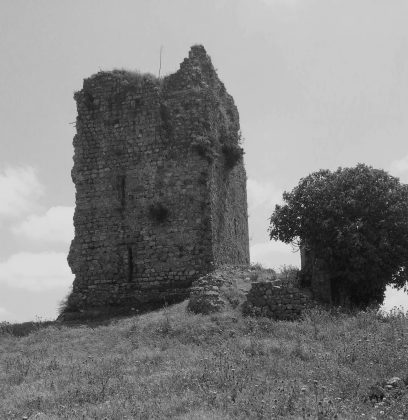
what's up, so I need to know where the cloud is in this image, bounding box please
[247,179,283,210]
[390,154,408,182]
[0,166,44,221]
[247,178,283,212]
[250,241,300,269]
[0,252,73,291]
[12,206,74,243]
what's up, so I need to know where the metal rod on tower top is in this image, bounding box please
[158,46,163,78]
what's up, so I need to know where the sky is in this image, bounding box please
[1,0,408,322]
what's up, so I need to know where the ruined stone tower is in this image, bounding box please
[66,45,249,314]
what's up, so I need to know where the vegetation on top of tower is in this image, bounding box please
[96,68,161,86]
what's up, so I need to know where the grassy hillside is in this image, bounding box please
[0,301,407,419]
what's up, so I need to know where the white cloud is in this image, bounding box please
[0,252,73,291]
[247,178,283,212]
[250,241,300,269]
[0,166,44,221]
[12,206,74,243]
[390,154,408,182]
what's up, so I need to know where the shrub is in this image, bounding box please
[57,287,80,317]
[278,265,300,287]
[269,164,408,308]
[191,136,214,162]
[149,202,169,223]
[222,144,244,168]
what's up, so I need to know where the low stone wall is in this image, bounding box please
[242,281,312,320]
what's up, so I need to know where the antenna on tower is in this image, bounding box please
[158,45,163,78]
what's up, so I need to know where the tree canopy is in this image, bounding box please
[269,164,408,307]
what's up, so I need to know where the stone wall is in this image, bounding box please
[66,45,249,314]
[242,281,312,320]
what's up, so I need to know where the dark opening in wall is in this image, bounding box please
[127,246,133,281]
[160,102,174,138]
[83,91,95,110]
[117,175,126,206]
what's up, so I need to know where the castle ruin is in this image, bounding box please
[66,45,250,314]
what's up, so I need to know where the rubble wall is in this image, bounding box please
[243,281,312,320]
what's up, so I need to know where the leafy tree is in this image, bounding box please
[269,164,408,308]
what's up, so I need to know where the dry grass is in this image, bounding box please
[0,303,407,419]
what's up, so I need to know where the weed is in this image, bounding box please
[191,136,214,162]
[149,202,169,223]
[104,68,160,87]
[278,264,300,287]
[222,144,244,169]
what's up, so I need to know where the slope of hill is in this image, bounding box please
[0,297,407,419]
